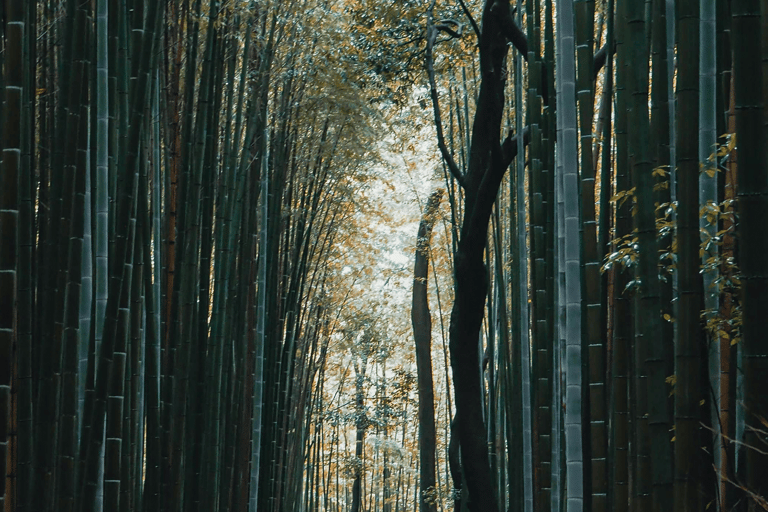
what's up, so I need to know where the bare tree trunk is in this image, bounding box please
[351,358,367,512]
[412,190,443,512]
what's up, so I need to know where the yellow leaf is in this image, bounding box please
[610,191,626,203]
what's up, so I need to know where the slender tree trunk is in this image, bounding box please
[351,358,367,512]
[412,190,443,512]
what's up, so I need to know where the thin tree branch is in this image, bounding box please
[701,422,768,456]
[426,1,466,188]
[501,126,531,167]
[435,19,463,39]
[593,41,615,79]
[457,0,481,39]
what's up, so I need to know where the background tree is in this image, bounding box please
[412,190,443,512]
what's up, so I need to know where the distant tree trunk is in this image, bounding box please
[351,357,367,512]
[412,190,443,512]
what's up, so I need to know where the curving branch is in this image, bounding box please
[494,0,529,60]
[494,1,553,103]
[592,41,615,79]
[457,0,481,39]
[435,19,463,39]
[501,126,531,167]
[426,1,466,188]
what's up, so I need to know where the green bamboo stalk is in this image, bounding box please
[34,4,90,508]
[596,9,615,508]
[78,3,163,510]
[197,40,225,511]
[675,0,703,510]
[610,1,632,508]
[183,28,221,512]
[79,115,93,454]
[0,1,24,509]
[171,3,220,508]
[163,0,199,498]
[626,2,674,510]
[16,2,35,510]
[106,209,139,512]
[731,0,768,503]
[104,157,138,512]
[515,6,533,509]
[124,185,146,512]
[249,120,270,512]
[699,0,720,507]
[201,21,244,512]
[525,3,552,508]
[253,12,284,510]
[140,119,161,512]
[554,3,584,511]
[648,2,676,512]
[58,56,91,512]
[554,100,567,512]
[94,0,109,402]
[574,1,606,509]
[215,40,250,501]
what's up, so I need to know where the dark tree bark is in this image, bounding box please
[412,190,443,512]
[427,1,528,510]
[350,357,367,512]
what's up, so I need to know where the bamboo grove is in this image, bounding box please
[1,1,768,512]
[0,0,384,511]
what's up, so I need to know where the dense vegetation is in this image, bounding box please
[1,1,766,512]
